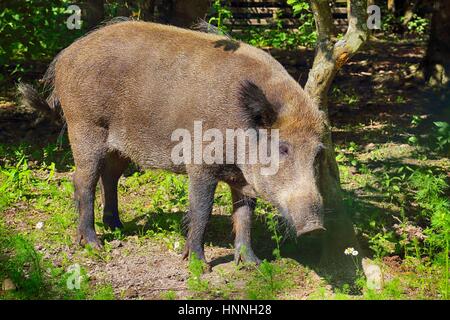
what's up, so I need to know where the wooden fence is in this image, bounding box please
[224,0,350,33]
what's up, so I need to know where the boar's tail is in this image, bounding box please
[17,83,59,117]
[18,55,63,125]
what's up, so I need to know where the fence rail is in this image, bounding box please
[224,0,350,32]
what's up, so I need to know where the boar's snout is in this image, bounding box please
[289,201,326,237]
[296,220,326,237]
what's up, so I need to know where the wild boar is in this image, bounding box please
[19,20,326,265]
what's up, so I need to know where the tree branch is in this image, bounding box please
[305,0,369,104]
[310,0,335,42]
[333,0,369,68]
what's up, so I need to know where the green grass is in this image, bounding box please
[336,121,450,299]
[245,260,293,300]
[187,253,210,298]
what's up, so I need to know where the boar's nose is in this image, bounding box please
[296,222,326,237]
[292,205,326,237]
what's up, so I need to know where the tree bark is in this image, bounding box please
[422,0,450,87]
[305,0,369,278]
[387,0,395,12]
[140,0,156,21]
[116,0,131,17]
[84,0,105,30]
[169,0,210,28]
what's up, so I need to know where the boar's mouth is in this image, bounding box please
[295,222,326,237]
[278,206,326,238]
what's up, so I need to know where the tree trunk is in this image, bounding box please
[423,0,450,87]
[116,0,131,17]
[154,0,174,24]
[305,0,369,279]
[387,0,395,12]
[400,0,422,30]
[84,0,105,30]
[169,0,210,28]
[140,0,156,21]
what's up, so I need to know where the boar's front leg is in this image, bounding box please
[182,168,218,264]
[231,188,261,265]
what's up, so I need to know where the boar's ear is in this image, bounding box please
[239,80,277,128]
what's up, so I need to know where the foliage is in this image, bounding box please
[338,123,449,299]
[150,173,189,213]
[286,0,316,46]
[187,253,210,295]
[287,0,309,16]
[401,13,429,36]
[208,0,233,34]
[0,220,114,299]
[246,260,291,299]
[0,0,83,86]
[434,121,450,154]
[265,211,282,260]
[0,224,44,298]
[233,0,315,49]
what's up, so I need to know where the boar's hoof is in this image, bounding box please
[103,215,124,230]
[77,231,103,250]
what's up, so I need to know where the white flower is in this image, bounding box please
[344,247,355,255]
[352,250,359,256]
[35,221,44,230]
[173,241,180,250]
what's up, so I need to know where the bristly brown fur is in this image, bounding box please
[20,17,134,126]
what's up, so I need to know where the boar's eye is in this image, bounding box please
[314,144,325,176]
[279,142,291,157]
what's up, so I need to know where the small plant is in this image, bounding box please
[411,115,423,127]
[266,211,282,260]
[363,278,404,300]
[0,232,44,298]
[335,141,360,167]
[162,290,177,300]
[369,232,396,259]
[208,0,233,34]
[187,253,209,295]
[433,121,450,153]
[246,260,290,300]
[151,173,188,213]
[331,86,360,106]
[402,14,429,36]
[395,95,406,104]
[237,0,316,49]
[90,284,115,300]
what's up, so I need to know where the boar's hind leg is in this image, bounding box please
[231,189,261,265]
[72,130,106,250]
[100,152,129,230]
[182,169,218,264]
